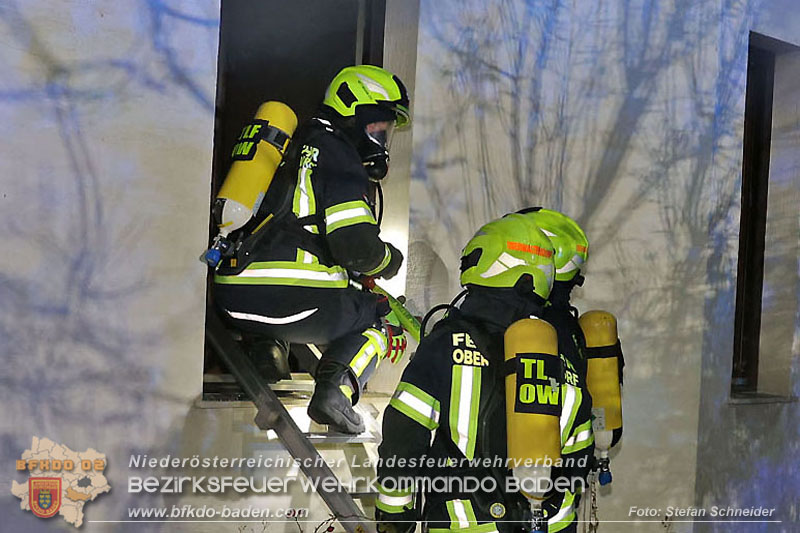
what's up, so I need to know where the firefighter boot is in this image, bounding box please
[307,360,365,434]
[245,337,291,383]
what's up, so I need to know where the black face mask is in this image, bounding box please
[359,129,390,181]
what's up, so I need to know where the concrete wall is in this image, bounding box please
[755,48,800,397]
[367,0,421,394]
[407,1,799,532]
[694,4,800,532]
[0,0,220,530]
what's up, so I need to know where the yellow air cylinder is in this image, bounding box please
[580,311,623,431]
[504,318,562,464]
[216,101,298,235]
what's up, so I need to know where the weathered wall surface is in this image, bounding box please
[694,4,800,532]
[0,1,220,530]
[407,1,798,531]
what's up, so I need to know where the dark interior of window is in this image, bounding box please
[203,0,386,396]
[731,33,776,394]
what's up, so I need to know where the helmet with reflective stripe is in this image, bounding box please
[517,207,588,282]
[460,213,556,300]
[322,65,411,128]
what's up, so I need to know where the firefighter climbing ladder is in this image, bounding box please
[205,308,375,533]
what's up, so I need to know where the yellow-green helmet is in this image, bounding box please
[518,207,588,282]
[460,213,556,300]
[322,65,411,128]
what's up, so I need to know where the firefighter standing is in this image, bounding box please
[519,208,594,531]
[523,208,624,488]
[375,214,594,533]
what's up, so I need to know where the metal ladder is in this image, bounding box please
[205,308,376,533]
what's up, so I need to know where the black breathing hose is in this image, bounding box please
[420,304,453,338]
[376,181,384,226]
[419,289,469,337]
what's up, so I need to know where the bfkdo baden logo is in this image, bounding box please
[30,477,62,518]
[11,437,111,528]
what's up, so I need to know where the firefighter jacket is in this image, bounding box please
[376,288,595,533]
[214,117,399,289]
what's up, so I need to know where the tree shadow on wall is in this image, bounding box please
[0,1,219,529]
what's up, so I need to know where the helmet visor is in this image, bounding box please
[365,121,395,150]
[391,104,410,129]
